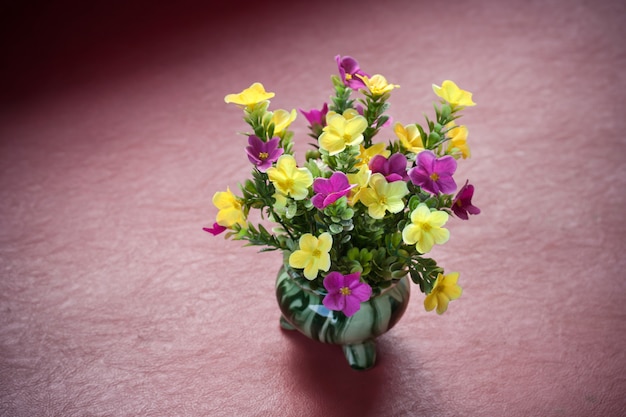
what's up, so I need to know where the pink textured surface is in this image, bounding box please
[1,0,625,416]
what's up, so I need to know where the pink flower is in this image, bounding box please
[408,150,457,194]
[300,102,329,128]
[311,172,355,209]
[245,135,283,172]
[300,103,329,137]
[203,223,227,235]
[322,271,372,317]
[335,55,369,89]
[452,180,481,220]
[369,153,408,182]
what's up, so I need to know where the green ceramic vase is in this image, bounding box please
[276,265,411,370]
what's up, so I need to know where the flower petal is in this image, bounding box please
[299,234,318,252]
[311,194,326,209]
[342,296,362,317]
[435,292,450,314]
[323,271,345,292]
[317,252,331,273]
[416,150,436,170]
[323,292,345,311]
[437,175,457,194]
[288,250,310,269]
[416,233,435,253]
[402,224,420,245]
[434,155,458,176]
[369,154,386,174]
[329,172,350,190]
[427,210,450,227]
[317,233,333,252]
[350,283,372,302]
[388,153,407,173]
[430,227,450,245]
[424,293,437,312]
[303,260,319,280]
[345,117,368,137]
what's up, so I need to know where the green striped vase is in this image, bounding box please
[276,265,411,370]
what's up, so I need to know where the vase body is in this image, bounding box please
[275,265,411,370]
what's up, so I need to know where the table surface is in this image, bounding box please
[1,0,625,416]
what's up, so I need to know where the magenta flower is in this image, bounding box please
[452,180,481,220]
[300,102,329,128]
[300,103,329,137]
[245,135,283,172]
[311,172,355,209]
[408,150,458,194]
[203,222,227,236]
[322,271,372,317]
[369,153,408,182]
[335,55,369,89]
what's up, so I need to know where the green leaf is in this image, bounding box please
[329,223,343,234]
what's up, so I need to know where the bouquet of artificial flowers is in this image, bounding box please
[205,55,480,317]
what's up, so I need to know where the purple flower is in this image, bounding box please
[300,103,329,128]
[245,135,283,172]
[203,222,227,236]
[408,150,458,194]
[322,271,372,317]
[300,103,329,137]
[335,55,369,89]
[369,153,408,182]
[452,180,481,220]
[311,172,355,209]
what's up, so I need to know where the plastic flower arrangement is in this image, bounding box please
[206,55,480,317]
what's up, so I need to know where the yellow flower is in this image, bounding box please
[446,122,471,159]
[319,111,367,155]
[356,142,390,168]
[346,165,372,205]
[424,272,462,314]
[432,80,476,107]
[340,108,361,121]
[224,82,275,107]
[288,233,333,280]
[402,204,449,254]
[394,122,424,154]
[213,187,246,228]
[357,74,399,96]
[358,173,408,219]
[271,109,297,134]
[266,155,313,200]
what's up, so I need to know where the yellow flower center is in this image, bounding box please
[430,172,440,181]
[345,73,353,80]
[340,287,351,296]
[312,249,321,257]
[259,152,269,160]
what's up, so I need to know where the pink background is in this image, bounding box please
[1,0,625,416]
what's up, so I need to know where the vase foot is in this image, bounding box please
[279,315,295,330]
[342,339,377,371]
